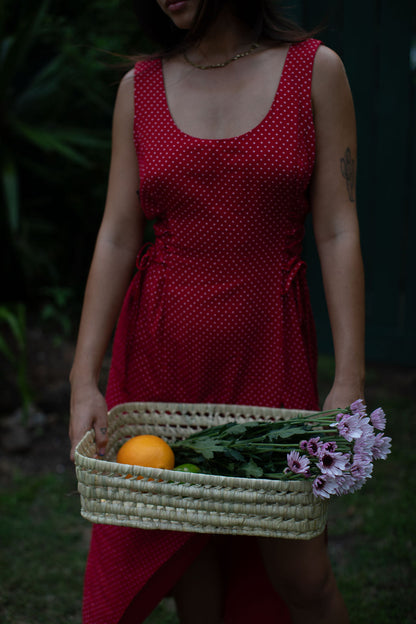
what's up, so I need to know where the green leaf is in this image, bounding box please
[0,35,13,65]
[13,122,91,167]
[1,154,19,232]
[223,423,248,437]
[263,472,292,480]
[16,55,64,111]
[53,130,109,149]
[271,425,312,439]
[0,1,51,86]
[0,304,25,350]
[225,448,245,462]
[241,459,264,478]
[0,334,16,362]
[173,437,228,461]
[193,441,226,460]
[41,286,73,307]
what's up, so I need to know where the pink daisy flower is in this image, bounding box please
[345,474,368,494]
[353,422,376,457]
[334,474,356,496]
[372,433,392,460]
[336,414,363,442]
[312,474,338,499]
[306,437,322,457]
[370,408,386,431]
[322,440,338,453]
[318,450,350,478]
[350,399,367,416]
[286,451,310,475]
[351,457,374,485]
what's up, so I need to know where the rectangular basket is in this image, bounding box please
[75,401,328,540]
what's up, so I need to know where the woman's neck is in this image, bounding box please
[190,8,257,64]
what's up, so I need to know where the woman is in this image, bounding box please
[69,1,365,622]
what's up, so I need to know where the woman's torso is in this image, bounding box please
[106,38,321,410]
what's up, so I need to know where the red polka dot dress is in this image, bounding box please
[83,39,321,624]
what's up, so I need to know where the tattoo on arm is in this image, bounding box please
[340,147,355,202]
[100,427,107,435]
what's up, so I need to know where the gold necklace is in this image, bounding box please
[183,42,259,70]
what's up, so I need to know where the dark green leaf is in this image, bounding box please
[241,459,264,478]
[0,304,25,349]
[223,423,247,436]
[186,440,226,461]
[0,334,15,362]
[225,448,245,462]
[263,473,292,480]
[1,154,19,232]
[274,426,313,439]
[14,122,91,167]
[0,1,51,90]
[16,56,64,111]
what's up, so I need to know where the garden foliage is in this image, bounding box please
[1,0,148,303]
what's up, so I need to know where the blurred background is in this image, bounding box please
[0,1,415,623]
[295,1,416,366]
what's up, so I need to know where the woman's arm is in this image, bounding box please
[69,69,142,460]
[310,46,365,410]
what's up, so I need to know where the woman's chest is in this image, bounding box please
[165,78,274,140]
[162,48,290,140]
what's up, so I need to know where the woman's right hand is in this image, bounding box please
[68,71,141,462]
[69,383,109,461]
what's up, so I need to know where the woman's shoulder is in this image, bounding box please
[311,45,353,117]
[311,45,349,95]
[112,69,136,125]
[313,44,346,75]
[116,57,159,101]
[116,68,135,106]
[120,67,136,88]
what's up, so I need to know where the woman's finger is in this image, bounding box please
[94,410,109,457]
[69,421,90,462]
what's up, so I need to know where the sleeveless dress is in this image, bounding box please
[83,38,321,624]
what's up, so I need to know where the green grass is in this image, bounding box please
[0,469,180,624]
[0,472,87,624]
[327,394,416,624]
[0,360,415,623]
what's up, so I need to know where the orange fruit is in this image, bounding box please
[116,435,175,470]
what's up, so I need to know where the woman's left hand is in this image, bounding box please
[322,380,365,412]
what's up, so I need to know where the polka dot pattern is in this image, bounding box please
[107,38,321,412]
[84,39,322,624]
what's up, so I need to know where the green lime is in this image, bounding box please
[174,463,201,473]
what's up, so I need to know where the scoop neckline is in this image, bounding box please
[158,44,293,143]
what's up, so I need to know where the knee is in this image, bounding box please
[258,534,340,613]
[279,564,336,611]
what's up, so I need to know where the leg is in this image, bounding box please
[172,536,225,624]
[257,532,349,624]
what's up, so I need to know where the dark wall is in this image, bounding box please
[291,0,416,365]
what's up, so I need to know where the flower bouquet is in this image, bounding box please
[171,400,392,500]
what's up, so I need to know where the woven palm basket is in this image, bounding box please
[75,402,328,540]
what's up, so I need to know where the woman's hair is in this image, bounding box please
[132,0,316,57]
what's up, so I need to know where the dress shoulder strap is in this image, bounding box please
[277,38,321,137]
[285,38,322,95]
[133,58,163,143]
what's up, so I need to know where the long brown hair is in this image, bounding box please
[132,0,318,57]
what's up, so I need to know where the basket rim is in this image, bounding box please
[74,400,318,493]
[106,400,317,419]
